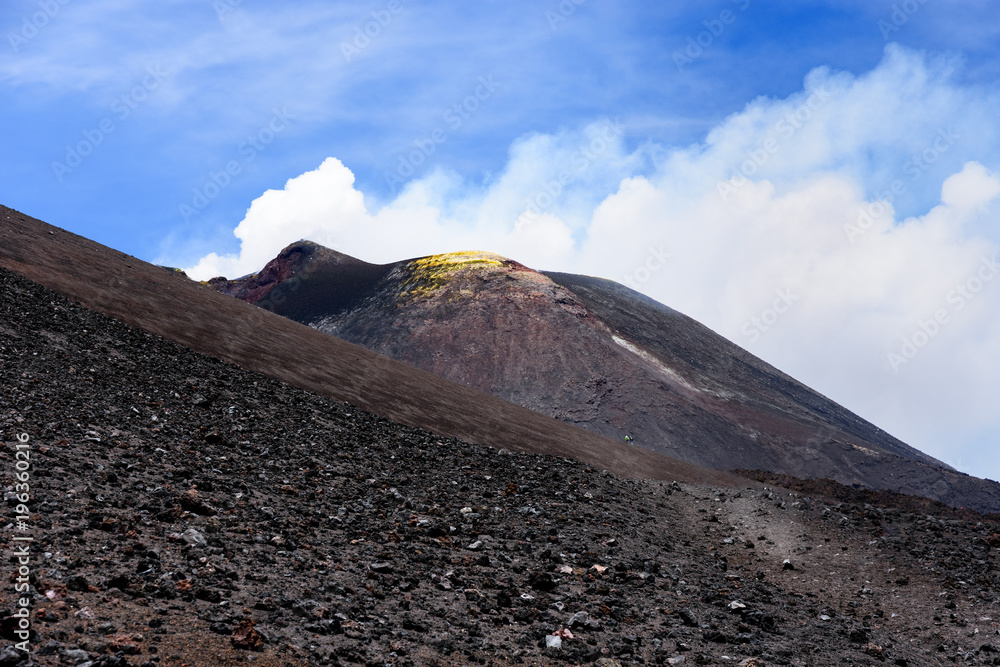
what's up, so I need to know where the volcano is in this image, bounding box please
[211,241,1000,513]
[3,207,1000,665]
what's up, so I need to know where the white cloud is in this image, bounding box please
[941,161,1000,211]
[186,158,367,278]
[183,45,1000,482]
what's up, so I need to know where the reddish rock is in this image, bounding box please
[106,633,142,654]
[179,489,217,516]
[231,619,265,651]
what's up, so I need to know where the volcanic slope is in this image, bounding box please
[211,241,1000,513]
[4,266,1000,667]
[0,206,737,488]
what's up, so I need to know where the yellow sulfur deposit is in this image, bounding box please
[400,251,508,299]
[412,251,507,274]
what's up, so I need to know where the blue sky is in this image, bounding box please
[3,1,1000,481]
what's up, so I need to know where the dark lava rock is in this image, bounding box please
[528,570,557,592]
[209,622,233,635]
[850,628,871,644]
[679,609,700,627]
[191,394,212,408]
[0,647,23,667]
[66,576,92,592]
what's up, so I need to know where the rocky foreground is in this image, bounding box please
[2,266,1000,667]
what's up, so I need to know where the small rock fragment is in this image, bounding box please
[203,431,225,445]
[849,628,870,643]
[63,648,90,664]
[106,634,142,655]
[862,642,884,659]
[181,528,207,547]
[678,609,700,627]
[568,611,600,630]
[179,489,217,516]
[66,576,92,592]
[231,619,265,651]
[528,571,556,592]
[0,647,23,667]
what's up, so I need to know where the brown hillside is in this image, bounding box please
[0,206,738,487]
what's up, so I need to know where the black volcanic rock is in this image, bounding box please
[212,242,1000,513]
